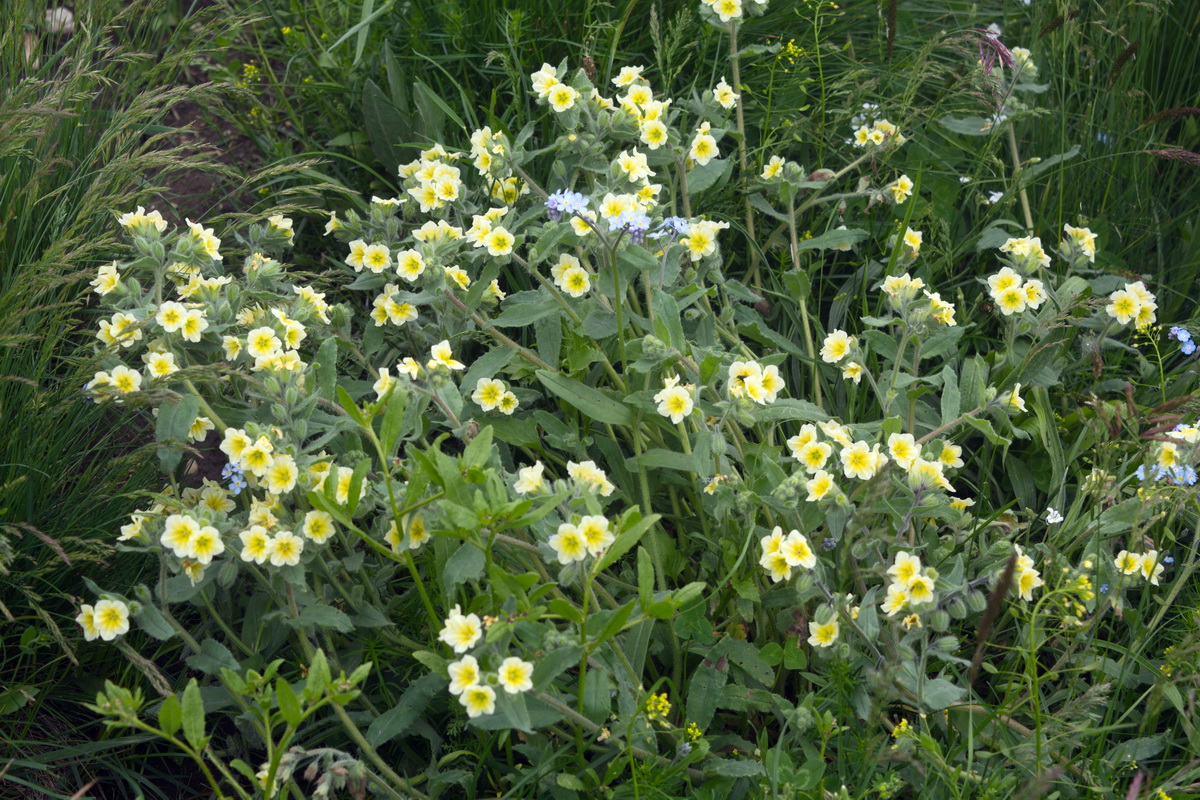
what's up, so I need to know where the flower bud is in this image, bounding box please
[966,590,988,614]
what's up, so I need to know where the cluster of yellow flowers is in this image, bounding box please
[879,270,957,326]
[851,117,906,149]
[549,514,615,564]
[881,552,940,624]
[759,525,817,583]
[1106,280,1157,328]
[726,359,785,404]
[440,608,535,719]
[1114,549,1166,585]
[986,266,1048,316]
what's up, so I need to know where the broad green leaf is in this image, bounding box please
[379,388,408,454]
[181,678,205,750]
[686,157,731,194]
[796,227,868,252]
[597,513,661,572]
[443,543,486,590]
[306,650,331,702]
[536,370,633,426]
[940,365,961,427]
[158,694,182,737]
[186,639,238,675]
[287,604,355,633]
[366,673,443,746]
[155,393,199,473]
[276,678,302,728]
[687,658,728,731]
[963,415,1011,446]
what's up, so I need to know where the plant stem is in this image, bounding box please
[728,21,760,288]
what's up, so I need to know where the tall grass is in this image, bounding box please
[0,1,277,795]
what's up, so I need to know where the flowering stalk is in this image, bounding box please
[786,193,823,407]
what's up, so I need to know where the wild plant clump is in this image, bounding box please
[73,3,1199,798]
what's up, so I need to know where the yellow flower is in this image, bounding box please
[840,440,878,480]
[473,378,505,411]
[761,155,786,180]
[887,552,922,587]
[459,684,496,718]
[439,604,483,653]
[301,511,335,544]
[76,603,99,641]
[1114,549,1141,575]
[497,656,534,694]
[578,514,614,556]
[268,530,304,567]
[187,525,225,565]
[247,327,282,359]
[887,174,914,204]
[781,530,817,569]
[156,301,188,333]
[447,655,480,695]
[513,462,545,494]
[91,263,122,296]
[549,522,588,564]
[804,470,836,502]
[887,433,919,471]
[444,265,471,290]
[110,364,142,394]
[713,77,739,109]
[483,226,514,257]
[265,454,298,494]
[548,84,579,112]
[93,599,131,641]
[558,266,591,297]
[820,330,855,363]
[395,249,426,282]
[799,441,832,473]
[906,574,936,605]
[808,619,839,648]
[1106,289,1139,325]
[654,380,694,424]
[427,339,465,371]
[689,131,719,166]
[188,415,215,443]
[640,119,668,149]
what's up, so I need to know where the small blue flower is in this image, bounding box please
[1183,340,1196,356]
[822,537,836,550]
[1099,583,1109,594]
[649,216,690,239]
[1163,555,1175,565]
[1136,464,1147,481]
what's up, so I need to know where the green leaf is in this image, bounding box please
[533,645,582,691]
[963,415,1011,446]
[461,425,494,471]
[491,294,561,327]
[637,547,653,609]
[336,385,365,426]
[181,678,205,750]
[366,673,444,746]
[940,365,960,427]
[597,513,660,572]
[939,115,997,136]
[186,639,238,675]
[706,758,764,777]
[796,227,868,252]
[443,543,486,590]
[918,678,966,711]
[687,157,732,194]
[276,678,302,727]
[686,658,727,731]
[135,601,178,641]
[379,387,408,454]
[306,650,331,702]
[287,604,355,633]
[592,600,635,645]
[527,222,572,265]
[536,370,633,426]
[314,337,338,401]
[362,78,405,173]
[749,398,829,423]
[652,289,686,353]
[155,393,199,473]
[549,598,583,624]
[630,448,697,473]
[158,694,182,737]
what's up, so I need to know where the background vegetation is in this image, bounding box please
[2,0,1198,797]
